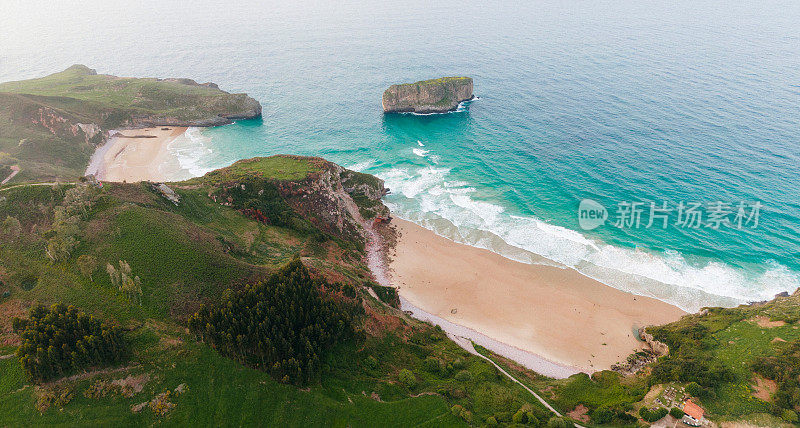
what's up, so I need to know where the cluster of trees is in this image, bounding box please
[639,406,668,422]
[752,341,800,419]
[188,259,363,385]
[45,183,95,262]
[106,260,143,303]
[648,323,734,391]
[12,303,127,382]
[589,406,638,425]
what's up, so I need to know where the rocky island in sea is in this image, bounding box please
[382,76,473,114]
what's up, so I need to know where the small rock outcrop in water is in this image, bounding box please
[382,77,473,114]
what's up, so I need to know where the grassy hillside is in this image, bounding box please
[0,158,561,427]
[0,65,261,184]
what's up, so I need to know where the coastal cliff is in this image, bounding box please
[195,155,389,244]
[0,65,262,183]
[382,77,473,113]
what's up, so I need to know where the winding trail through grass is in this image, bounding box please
[0,181,76,193]
[448,335,586,428]
[0,166,20,185]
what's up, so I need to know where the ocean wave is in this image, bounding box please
[412,148,429,157]
[405,97,477,116]
[163,127,215,180]
[346,159,376,172]
[378,165,800,313]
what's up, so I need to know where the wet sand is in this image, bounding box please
[388,218,687,373]
[85,127,186,182]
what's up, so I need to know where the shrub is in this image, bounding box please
[13,303,126,382]
[526,414,539,426]
[494,411,512,422]
[398,369,416,389]
[782,409,798,423]
[455,370,472,382]
[669,407,685,419]
[685,381,702,397]
[76,254,98,281]
[752,341,800,412]
[424,356,441,373]
[370,284,400,308]
[486,416,498,425]
[35,386,74,413]
[547,416,569,427]
[590,407,614,424]
[512,409,527,423]
[450,404,472,422]
[363,355,378,370]
[639,407,668,422]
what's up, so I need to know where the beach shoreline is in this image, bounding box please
[85,127,187,183]
[384,218,687,374]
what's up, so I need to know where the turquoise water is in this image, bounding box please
[3,0,800,311]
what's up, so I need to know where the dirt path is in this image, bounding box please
[0,181,76,193]
[1,166,20,185]
[450,334,586,428]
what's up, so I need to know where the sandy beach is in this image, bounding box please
[388,219,687,373]
[85,127,186,182]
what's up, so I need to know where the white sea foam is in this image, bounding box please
[412,148,429,157]
[418,140,425,147]
[346,159,375,172]
[378,164,800,313]
[405,97,476,115]
[162,127,215,180]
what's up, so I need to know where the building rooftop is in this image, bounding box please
[683,399,705,420]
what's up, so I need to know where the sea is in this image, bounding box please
[3,0,800,312]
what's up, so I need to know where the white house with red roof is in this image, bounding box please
[681,399,706,426]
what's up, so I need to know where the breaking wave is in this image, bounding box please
[376,159,800,313]
[162,127,216,180]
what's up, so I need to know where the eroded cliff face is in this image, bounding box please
[279,161,388,242]
[382,77,473,113]
[204,156,389,245]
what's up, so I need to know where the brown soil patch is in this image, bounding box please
[751,316,786,328]
[112,373,150,396]
[0,299,28,346]
[567,404,590,423]
[772,337,786,343]
[159,336,183,348]
[46,364,137,386]
[644,384,665,403]
[752,375,777,402]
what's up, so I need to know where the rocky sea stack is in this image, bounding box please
[382,77,473,114]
